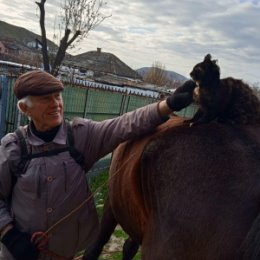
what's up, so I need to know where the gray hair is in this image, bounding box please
[17,96,33,115]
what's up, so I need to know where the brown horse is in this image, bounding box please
[84,117,260,260]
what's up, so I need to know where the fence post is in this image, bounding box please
[0,76,8,139]
[83,87,89,118]
[119,93,126,116]
[125,95,130,113]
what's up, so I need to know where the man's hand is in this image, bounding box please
[1,226,39,260]
[166,80,196,111]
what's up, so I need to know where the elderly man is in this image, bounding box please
[0,70,195,260]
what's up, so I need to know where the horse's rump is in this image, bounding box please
[109,118,260,259]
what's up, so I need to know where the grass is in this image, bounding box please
[86,170,141,260]
[89,170,109,217]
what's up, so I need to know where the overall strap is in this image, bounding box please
[15,127,29,159]
[14,126,31,176]
[26,147,72,159]
[65,120,85,170]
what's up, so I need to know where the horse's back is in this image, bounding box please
[110,119,260,260]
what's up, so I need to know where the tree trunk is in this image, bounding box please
[51,29,81,76]
[36,0,50,72]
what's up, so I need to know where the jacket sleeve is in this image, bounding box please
[73,102,168,170]
[0,134,19,230]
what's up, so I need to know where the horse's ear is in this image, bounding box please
[204,54,212,61]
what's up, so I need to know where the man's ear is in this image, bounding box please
[18,102,29,114]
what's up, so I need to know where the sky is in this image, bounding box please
[0,0,259,84]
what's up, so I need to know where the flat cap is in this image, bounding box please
[13,70,64,100]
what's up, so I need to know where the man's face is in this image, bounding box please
[25,92,64,131]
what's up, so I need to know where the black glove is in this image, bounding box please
[1,226,39,260]
[166,80,196,111]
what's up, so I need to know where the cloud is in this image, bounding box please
[0,0,259,83]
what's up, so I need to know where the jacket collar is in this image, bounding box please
[26,120,67,145]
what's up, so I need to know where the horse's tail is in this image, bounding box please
[242,213,260,259]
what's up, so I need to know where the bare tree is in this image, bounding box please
[143,61,168,87]
[35,0,110,75]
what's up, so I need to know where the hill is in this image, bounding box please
[64,49,142,79]
[0,20,57,49]
[136,67,187,83]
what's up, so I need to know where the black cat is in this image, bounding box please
[187,54,260,125]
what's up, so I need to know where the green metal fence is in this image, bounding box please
[0,75,158,137]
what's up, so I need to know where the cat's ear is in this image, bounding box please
[204,54,212,61]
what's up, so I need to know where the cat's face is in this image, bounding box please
[190,54,220,88]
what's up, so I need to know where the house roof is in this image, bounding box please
[0,39,39,53]
[0,40,20,50]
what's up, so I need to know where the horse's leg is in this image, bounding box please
[83,195,117,260]
[122,237,139,260]
[242,212,260,260]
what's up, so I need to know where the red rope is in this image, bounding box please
[31,231,74,260]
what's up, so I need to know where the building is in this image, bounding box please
[0,40,19,55]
